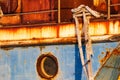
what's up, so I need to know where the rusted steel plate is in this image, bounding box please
[0,21,119,40]
[0,0,18,13]
[94,44,120,80]
[0,35,119,47]
[0,16,21,25]
[0,19,120,36]
[0,21,119,46]
[93,0,120,13]
[0,19,120,45]
[21,0,54,24]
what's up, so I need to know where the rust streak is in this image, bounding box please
[0,20,119,46]
[100,51,111,64]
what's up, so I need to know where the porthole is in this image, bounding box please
[36,53,58,79]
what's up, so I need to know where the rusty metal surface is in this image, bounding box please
[0,1,120,80]
[0,42,119,80]
[93,0,120,14]
[0,16,21,25]
[0,0,120,25]
[0,0,18,13]
[0,21,119,46]
[94,43,120,80]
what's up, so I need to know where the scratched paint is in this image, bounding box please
[0,42,119,80]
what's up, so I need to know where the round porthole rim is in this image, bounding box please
[36,53,58,79]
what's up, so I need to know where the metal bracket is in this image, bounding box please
[72,5,101,80]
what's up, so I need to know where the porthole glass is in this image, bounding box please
[36,53,58,79]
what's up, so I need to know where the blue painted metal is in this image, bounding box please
[94,43,120,80]
[0,42,119,80]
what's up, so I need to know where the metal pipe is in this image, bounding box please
[58,0,61,23]
[83,11,93,80]
[3,10,58,16]
[107,0,111,19]
[110,3,120,6]
[74,16,89,80]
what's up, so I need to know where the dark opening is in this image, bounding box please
[43,56,58,76]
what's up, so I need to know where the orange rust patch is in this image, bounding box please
[100,47,120,64]
[0,16,21,25]
[21,0,52,24]
[100,51,111,64]
[112,47,120,55]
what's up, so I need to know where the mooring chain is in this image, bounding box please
[71,5,100,80]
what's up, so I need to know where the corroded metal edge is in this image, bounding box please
[0,35,119,47]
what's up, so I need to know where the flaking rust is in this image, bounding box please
[100,51,111,64]
[100,45,120,64]
[112,45,120,55]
